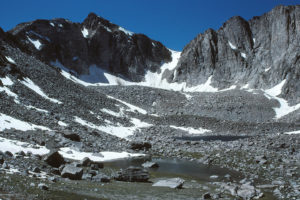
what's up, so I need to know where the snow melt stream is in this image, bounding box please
[170,125,211,135]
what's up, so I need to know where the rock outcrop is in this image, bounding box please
[115,167,149,182]
[166,5,300,102]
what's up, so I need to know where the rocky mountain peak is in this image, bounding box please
[83,12,116,31]
[7,13,171,82]
[168,5,300,101]
[220,16,253,50]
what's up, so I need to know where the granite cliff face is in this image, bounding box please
[9,13,171,82]
[166,5,300,102]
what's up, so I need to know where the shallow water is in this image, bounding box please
[104,157,243,182]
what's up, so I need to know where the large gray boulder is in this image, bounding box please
[80,157,104,168]
[237,182,263,199]
[92,173,110,183]
[115,167,149,182]
[63,132,81,142]
[130,141,152,150]
[142,161,159,168]
[44,151,65,168]
[0,155,4,164]
[61,164,83,180]
[152,178,185,189]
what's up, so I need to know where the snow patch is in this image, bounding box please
[142,50,181,88]
[241,53,247,58]
[170,125,211,134]
[81,27,89,38]
[74,116,151,138]
[103,26,112,32]
[20,78,62,104]
[60,70,93,86]
[264,80,300,119]
[228,41,237,50]
[100,71,133,85]
[25,105,49,113]
[27,37,42,50]
[140,50,226,92]
[265,67,271,72]
[80,65,112,84]
[184,76,219,92]
[0,76,14,86]
[97,118,151,138]
[0,86,20,104]
[118,27,133,36]
[58,24,63,28]
[0,136,50,155]
[0,76,18,103]
[51,60,99,87]
[50,22,55,27]
[101,108,122,117]
[241,84,249,89]
[182,92,192,100]
[219,85,237,92]
[107,95,147,115]
[284,130,300,135]
[5,56,16,64]
[0,113,51,131]
[59,147,145,162]
[58,121,68,127]
[5,168,20,175]
[265,79,286,97]
[270,97,300,119]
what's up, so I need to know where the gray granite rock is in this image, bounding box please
[61,164,83,180]
[152,178,185,189]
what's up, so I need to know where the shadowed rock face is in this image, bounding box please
[9,13,172,82]
[166,5,300,102]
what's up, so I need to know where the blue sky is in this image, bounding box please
[0,0,298,51]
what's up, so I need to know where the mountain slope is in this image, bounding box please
[9,13,171,82]
[3,6,299,122]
